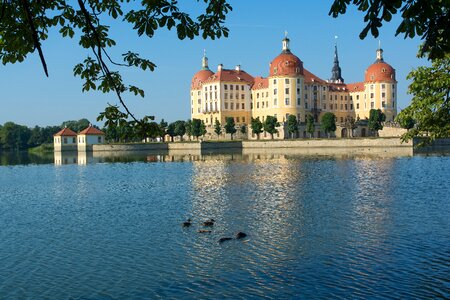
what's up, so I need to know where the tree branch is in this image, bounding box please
[21,0,49,77]
[78,0,141,124]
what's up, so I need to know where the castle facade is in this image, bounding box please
[190,37,397,129]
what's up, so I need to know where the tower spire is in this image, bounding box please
[201,49,209,70]
[376,41,384,62]
[330,39,344,83]
[282,31,290,53]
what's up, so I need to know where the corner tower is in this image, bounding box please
[191,51,214,120]
[363,45,397,121]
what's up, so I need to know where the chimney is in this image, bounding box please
[218,64,223,71]
[235,65,241,72]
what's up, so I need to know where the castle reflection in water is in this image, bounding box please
[54,147,414,166]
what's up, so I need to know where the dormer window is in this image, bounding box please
[370,75,374,81]
[382,68,386,73]
[273,67,278,74]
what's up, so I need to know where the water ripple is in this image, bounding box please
[0,155,449,298]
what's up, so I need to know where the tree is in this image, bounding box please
[131,115,156,141]
[173,120,186,141]
[185,119,193,141]
[368,109,386,136]
[61,119,90,133]
[97,104,129,142]
[167,122,176,142]
[329,1,449,141]
[191,118,203,140]
[240,124,247,135]
[263,116,279,140]
[329,0,449,59]
[159,119,168,141]
[250,117,263,140]
[0,1,232,121]
[224,117,237,140]
[306,114,315,138]
[396,115,415,130]
[0,122,31,150]
[321,112,336,138]
[396,56,450,143]
[200,120,207,137]
[287,115,298,139]
[214,120,222,139]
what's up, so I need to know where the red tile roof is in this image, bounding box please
[269,53,303,77]
[191,69,214,89]
[251,77,269,90]
[205,69,254,84]
[365,61,396,82]
[54,127,77,137]
[79,126,105,135]
[347,82,365,92]
[303,68,326,84]
[328,83,348,92]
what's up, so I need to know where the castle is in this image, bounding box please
[190,36,397,137]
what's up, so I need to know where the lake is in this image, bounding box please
[0,150,449,299]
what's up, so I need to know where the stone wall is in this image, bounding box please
[378,126,407,137]
[242,137,412,149]
[93,143,168,152]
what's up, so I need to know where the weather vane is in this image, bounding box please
[284,30,288,38]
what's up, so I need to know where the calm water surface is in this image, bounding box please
[0,151,449,299]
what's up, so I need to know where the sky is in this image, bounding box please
[0,1,428,127]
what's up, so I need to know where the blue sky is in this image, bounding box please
[0,1,427,127]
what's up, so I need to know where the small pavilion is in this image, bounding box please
[53,127,78,151]
[77,125,105,151]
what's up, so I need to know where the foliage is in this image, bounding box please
[306,114,315,137]
[131,115,157,141]
[159,119,168,140]
[200,120,207,137]
[396,115,415,130]
[173,120,186,140]
[224,117,237,140]
[97,104,129,142]
[329,0,449,59]
[167,122,176,142]
[397,56,450,143]
[321,112,336,137]
[287,115,298,138]
[368,109,386,135]
[214,120,222,138]
[263,116,279,139]
[191,118,204,140]
[185,119,193,141]
[0,0,232,121]
[61,119,90,133]
[0,122,31,149]
[240,124,247,135]
[250,117,263,140]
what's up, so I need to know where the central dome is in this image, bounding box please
[269,37,303,77]
[364,48,396,82]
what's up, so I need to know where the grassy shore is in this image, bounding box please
[28,143,54,153]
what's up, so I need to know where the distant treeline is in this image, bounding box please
[0,119,91,151]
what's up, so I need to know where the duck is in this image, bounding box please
[182,218,192,227]
[198,230,212,233]
[235,232,247,239]
[202,218,215,226]
[218,237,232,243]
